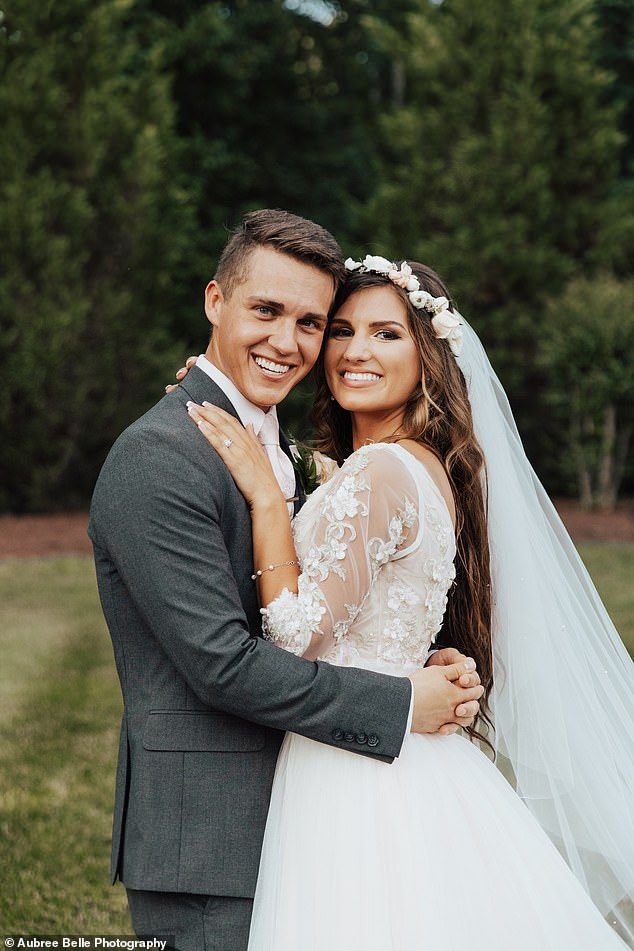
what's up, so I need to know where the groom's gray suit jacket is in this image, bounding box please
[89,366,411,898]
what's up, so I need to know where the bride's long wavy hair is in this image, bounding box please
[312,262,494,748]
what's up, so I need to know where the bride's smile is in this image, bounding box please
[325,283,423,442]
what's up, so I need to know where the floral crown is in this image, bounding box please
[344,254,463,356]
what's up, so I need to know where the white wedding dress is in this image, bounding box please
[246,443,625,950]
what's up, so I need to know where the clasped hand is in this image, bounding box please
[414,649,485,735]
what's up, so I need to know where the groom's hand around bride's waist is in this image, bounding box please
[409,652,484,736]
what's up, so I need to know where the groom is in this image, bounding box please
[89,209,484,951]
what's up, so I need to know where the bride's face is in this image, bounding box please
[325,285,422,415]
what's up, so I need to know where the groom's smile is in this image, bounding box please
[252,354,296,377]
[204,246,334,409]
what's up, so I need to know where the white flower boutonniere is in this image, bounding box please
[288,441,339,495]
[312,450,339,486]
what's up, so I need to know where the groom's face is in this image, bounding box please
[205,247,333,409]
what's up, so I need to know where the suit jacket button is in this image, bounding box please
[332,729,344,741]
[356,732,367,744]
[367,734,379,747]
[344,732,355,743]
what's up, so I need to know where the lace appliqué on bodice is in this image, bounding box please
[260,444,456,671]
[261,447,416,654]
[301,454,370,584]
[377,521,457,668]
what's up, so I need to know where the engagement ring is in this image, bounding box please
[223,438,233,448]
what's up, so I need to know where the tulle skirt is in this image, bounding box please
[247,729,625,950]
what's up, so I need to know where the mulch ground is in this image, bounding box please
[553,498,634,543]
[1,500,633,559]
[0,513,94,559]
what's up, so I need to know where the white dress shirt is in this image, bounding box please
[196,353,280,441]
[196,354,417,742]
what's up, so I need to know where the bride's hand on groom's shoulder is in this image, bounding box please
[186,402,284,509]
[165,355,197,393]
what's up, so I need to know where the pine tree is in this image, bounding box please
[595,0,634,176]
[539,274,634,508]
[146,0,412,343]
[591,0,634,279]
[0,0,193,511]
[364,0,623,485]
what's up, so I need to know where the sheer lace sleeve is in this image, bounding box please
[260,445,421,657]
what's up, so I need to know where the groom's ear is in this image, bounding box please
[204,280,225,330]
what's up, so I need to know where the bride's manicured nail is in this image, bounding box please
[202,401,211,407]
[464,658,476,671]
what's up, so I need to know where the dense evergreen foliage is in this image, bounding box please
[0,0,631,510]
[0,0,192,509]
[539,274,633,510]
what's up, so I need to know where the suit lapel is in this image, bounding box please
[178,368,306,516]
[177,366,242,421]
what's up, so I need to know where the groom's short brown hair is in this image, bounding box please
[215,209,345,299]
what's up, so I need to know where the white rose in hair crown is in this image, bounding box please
[345,255,464,356]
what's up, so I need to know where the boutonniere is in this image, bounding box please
[288,440,339,496]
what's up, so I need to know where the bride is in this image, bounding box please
[185,255,633,949]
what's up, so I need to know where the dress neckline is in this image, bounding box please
[360,442,457,533]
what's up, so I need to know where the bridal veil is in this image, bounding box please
[455,315,633,942]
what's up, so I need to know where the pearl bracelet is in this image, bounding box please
[251,560,300,581]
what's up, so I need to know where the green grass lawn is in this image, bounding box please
[0,556,129,933]
[577,543,634,656]
[0,547,632,933]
